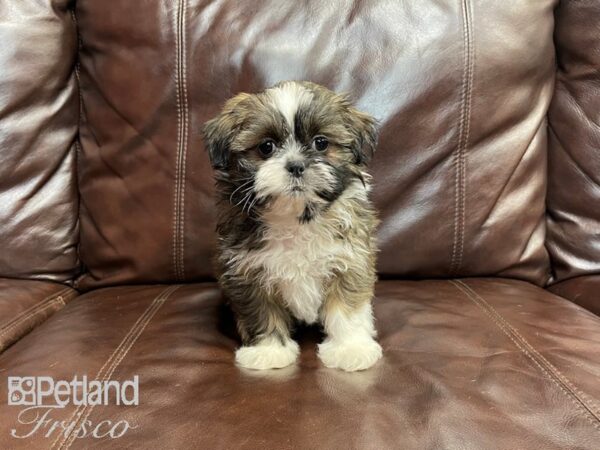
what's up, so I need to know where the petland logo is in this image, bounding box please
[7,376,139,440]
[8,376,139,407]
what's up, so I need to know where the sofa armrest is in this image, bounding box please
[546,1,600,283]
[0,279,78,353]
[548,276,600,316]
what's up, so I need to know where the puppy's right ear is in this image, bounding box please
[202,93,250,170]
[202,115,234,170]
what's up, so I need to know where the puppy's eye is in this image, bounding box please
[313,136,329,152]
[258,140,275,157]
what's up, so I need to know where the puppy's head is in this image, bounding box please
[203,81,377,221]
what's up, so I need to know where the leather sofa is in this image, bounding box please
[1,1,599,448]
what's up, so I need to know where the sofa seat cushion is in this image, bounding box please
[0,279,599,449]
[0,279,77,353]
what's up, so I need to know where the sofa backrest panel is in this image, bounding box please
[0,0,80,282]
[547,1,600,284]
[74,0,556,289]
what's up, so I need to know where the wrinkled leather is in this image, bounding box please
[2,1,600,448]
[75,0,554,289]
[549,275,600,316]
[1,279,599,449]
[0,0,80,282]
[547,0,600,284]
[0,279,77,353]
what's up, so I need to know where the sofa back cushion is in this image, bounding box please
[75,0,556,289]
[547,1,600,283]
[0,0,80,282]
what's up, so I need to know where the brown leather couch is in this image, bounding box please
[1,1,599,448]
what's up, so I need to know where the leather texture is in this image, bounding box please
[0,0,80,282]
[75,0,555,289]
[1,279,599,449]
[0,278,77,352]
[546,0,600,285]
[1,1,600,448]
[0,279,77,353]
[549,275,600,316]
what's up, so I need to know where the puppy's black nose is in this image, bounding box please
[286,161,305,177]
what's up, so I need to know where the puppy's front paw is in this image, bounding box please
[235,338,299,370]
[317,338,382,372]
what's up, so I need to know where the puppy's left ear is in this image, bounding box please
[344,105,378,165]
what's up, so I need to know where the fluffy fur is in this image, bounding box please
[203,81,382,372]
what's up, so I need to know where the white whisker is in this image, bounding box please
[242,193,254,214]
[229,179,254,204]
[234,192,251,208]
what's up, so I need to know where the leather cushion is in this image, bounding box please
[74,1,555,288]
[547,0,600,283]
[0,0,80,281]
[1,279,598,448]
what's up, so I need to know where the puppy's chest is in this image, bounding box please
[251,221,348,324]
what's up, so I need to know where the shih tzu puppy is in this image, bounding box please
[203,81,382,372]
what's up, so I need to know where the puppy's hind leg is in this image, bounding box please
[224,275,298,370]
[317,273,382,372]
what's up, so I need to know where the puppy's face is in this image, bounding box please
[203,81,376,221]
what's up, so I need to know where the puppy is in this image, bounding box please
[203,81,382,372]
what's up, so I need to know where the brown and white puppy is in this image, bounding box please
[203,81,382,372]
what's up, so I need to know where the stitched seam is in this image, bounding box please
[461,0,474,273]
[172,0,183,281]
[61,285,180,449]
[450,280,600,431]
[450,0,469,274]
[52,285,180,449]
[450,4,466,273]
[0,299,65,348]
[0,298,64,338]
[171,0,189,281]
[0,290,74,352]
[62,287,178,449]
[0,288,71,335]
[450,0,473,276]
[176,0,185,280]
[0,289,68,332]
[458,280,600,417]
[452,280,600,431]
[178,0,189,280]
[51,286,179,448]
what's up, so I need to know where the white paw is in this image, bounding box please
[317,338,382,372]
[235,337,299,370]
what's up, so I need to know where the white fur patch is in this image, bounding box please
[259,209,350,324]
[267,82,313,129]
[235,335,299,370]
[318,302,382,371]
[279,274,323,324]
[229,181,368,325]
[322,301,377,340]
[254,154,291,199]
